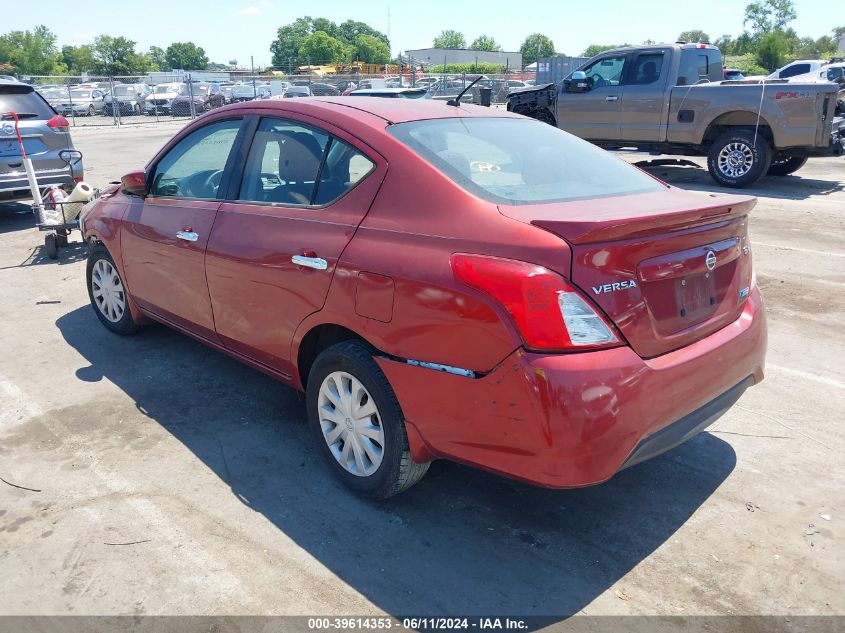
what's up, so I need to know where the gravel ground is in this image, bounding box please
[0,122,842,628]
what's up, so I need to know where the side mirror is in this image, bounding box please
[566,71,590,93]
[121,170,147,197]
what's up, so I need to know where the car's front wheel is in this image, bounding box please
[707,130,772,188]
[306,341,430,499]
[86,245,141,335]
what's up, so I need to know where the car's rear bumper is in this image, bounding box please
[377,288,766,488]
[0,165,80,201]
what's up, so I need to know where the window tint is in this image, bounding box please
[582,55,627,88]
[781,64,810,78]
[314,138,375,205]
[238,118,329,205]
[677,50,711,85]
[151,119,241,199]
[388,118,662,205]
[0,86,54,119]
[630,53,664,85]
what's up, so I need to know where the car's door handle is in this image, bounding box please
[291,255,328,270]
[605,95,619,102]
[176,230,199,242]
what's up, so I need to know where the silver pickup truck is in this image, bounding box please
[508,43,845,187]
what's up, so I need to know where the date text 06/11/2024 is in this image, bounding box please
[307,617,529,630]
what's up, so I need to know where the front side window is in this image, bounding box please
[388,117,662,205]
[582,55,627,89]
[150,119,241,199]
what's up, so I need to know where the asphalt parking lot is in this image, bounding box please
[0,121,843,625]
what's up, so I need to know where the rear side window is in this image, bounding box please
[630,53,665,85]
[151,119,241,199]
[388,118,662,205]
[238,117,374,206]
[780,64,810,78]
[677,50,714,85]
[0,86,55,119]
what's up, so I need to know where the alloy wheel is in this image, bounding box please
[717,142,755,178]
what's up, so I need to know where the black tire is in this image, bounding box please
[536,107,556,126]
[44,234,58,259]
[306,341,430,499]
[87,105,95,117]
[707,129,772,188]
[767,155,808,177]
[86,245,141,335]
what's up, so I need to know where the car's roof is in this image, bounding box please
[351,88,427,95]
[251,97,522,124]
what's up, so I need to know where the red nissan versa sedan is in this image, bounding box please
[81,98,766,498]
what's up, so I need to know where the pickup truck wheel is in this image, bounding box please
[707,130,771,188]
[767,156,808,177]
[307,341,430,499]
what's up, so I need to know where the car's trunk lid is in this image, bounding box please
[499,188,757,358]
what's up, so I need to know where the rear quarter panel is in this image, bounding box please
[667,83,838,148]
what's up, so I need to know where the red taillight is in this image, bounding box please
[451,254,621,352]
[73,176,84,183]
[47,115,70,129]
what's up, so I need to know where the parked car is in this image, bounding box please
[230,82,271,102]
[0,80,83,203]
[765,59,828,80]
[348,88,430,99]
[280,86,311,98]
[81,98,766,499]
[103,83,150,116]
[508,43,845,187]
[55,87,108,117]
[170,83,225,116]
[145,82,182,115]
[307,82,340,96]
[723,68,745,80]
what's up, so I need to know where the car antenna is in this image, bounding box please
[447,75,483,106]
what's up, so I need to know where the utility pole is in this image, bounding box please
[251,55,256,99]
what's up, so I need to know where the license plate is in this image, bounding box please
[676,274,716,320]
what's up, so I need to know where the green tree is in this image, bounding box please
[470,35,501,52]
[148,46,169,70]
[270,17,313,68]
[61,45,95,74]
[520,33,556,66]
[581,44,627,57]
[433,30,466,49]
[755,30,791,70]
[165,42,208,70]
[354,34,390,64]
[339,20,389,48]
[678,30,711,43]
[714,35,737,56]
[744,0,796,35]
[0,25,65,75]
[92,35,140,75]
[299,31,346,63]
[311,18,342,41]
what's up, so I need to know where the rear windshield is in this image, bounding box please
[0,86,55,119]
[387,117,663,204]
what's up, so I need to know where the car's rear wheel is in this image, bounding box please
[707,130,772,188]
[86,245,140,335]
[306,341,429,499]
[767,155,808,177]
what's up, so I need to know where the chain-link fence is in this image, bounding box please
[23,68,537,127]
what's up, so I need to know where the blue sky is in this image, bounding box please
[7,0,836,68]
